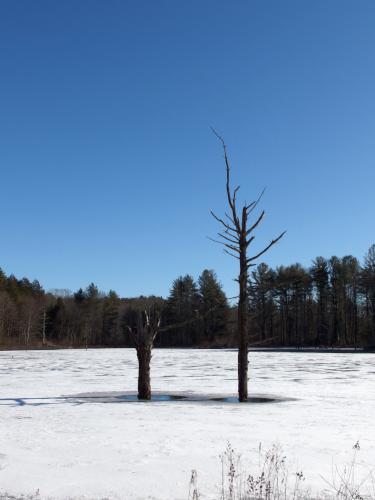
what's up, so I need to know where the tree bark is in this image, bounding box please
[238,239,248,402]
[136,345,152,400]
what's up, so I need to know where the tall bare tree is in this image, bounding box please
[127,307,161,400]
[211,130,285,402]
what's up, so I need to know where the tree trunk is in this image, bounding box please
[137,345,152,400]
[42,309,47,347]
[211,130,285,403]
[238,238,248,402]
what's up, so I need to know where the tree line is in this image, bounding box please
[248,245,375,348]
[0,268,230,349]
[0,245,374,350]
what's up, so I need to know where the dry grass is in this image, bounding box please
[0,492,41,500]
[189,441,375,500]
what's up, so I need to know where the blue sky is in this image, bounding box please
[1,0,374,299]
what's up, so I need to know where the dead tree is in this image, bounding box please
[211,130,285,402]
[127,307,161,400]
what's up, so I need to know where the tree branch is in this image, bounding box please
[246,235,255,247]
[218,232,239,245]
[246,210,265,235]
[211,127,241,231]
[247,231,286,263]
[246,188,266,214]
[223,248,240,260]
[210,210,238,234]
[126,326,138,349]
[225,212,237,227]
[208,237,240,254]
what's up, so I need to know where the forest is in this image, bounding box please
[0,244,374,350]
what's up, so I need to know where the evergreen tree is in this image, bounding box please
[46,298,66,341]
[360,245,375,345]
[198,269,229,343]
[166,275,200,346]
[83,283,102,345]
[0,268,6,288]
[102,290,120,345]
[311,257,330,345]
[74,288,85,304]
[249,263,276,344]
[0,245,374,349]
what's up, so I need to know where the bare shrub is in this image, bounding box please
[188,469,200,500]
[192,442,375,500]
[320,441,375,500]
[218,442,307,500]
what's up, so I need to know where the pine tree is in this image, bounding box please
[249,263,275,344]
[102,290,120,345]
[198,269,229,344]
[166,275,200,346]
[360,245,375,345]
[311,257,330,345]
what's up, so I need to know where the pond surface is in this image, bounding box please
[0,348,374,499]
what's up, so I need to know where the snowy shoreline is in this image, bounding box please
[0,345,371,353]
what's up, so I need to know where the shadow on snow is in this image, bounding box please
[0,391,295,407]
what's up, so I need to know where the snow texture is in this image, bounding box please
[0,348,374,499]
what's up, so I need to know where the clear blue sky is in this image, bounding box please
[1,0,374,299]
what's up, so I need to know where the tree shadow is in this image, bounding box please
[0,391,295,407]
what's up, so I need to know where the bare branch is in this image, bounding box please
[223,242,241,253]
[218,232,239,245]
[247,231,286,263]
[211,127,241,231]
[207,236,228,247]
[210,210,238,234]
[144,309,149,326]
[241,205,247,233]
[210,126,225,147]
[232,185,240,211]
[225,212,237,227]
[126,326,138,348]
[226,163,240,229]
[246,188,266,214]
[246,210,265,235]
[246,235,255,247]
[208,237,240,254]
[223,248,240,260]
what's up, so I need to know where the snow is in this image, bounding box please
[0,348,374,499]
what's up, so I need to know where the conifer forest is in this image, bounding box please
[1,244,374,350]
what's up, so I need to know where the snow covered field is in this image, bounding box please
[0,348,374,499]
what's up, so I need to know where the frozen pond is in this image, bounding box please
[0,348,374,499]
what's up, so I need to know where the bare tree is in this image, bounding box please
[41,307,47,347]
[127,307,161,400]
[211,130,285,402]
